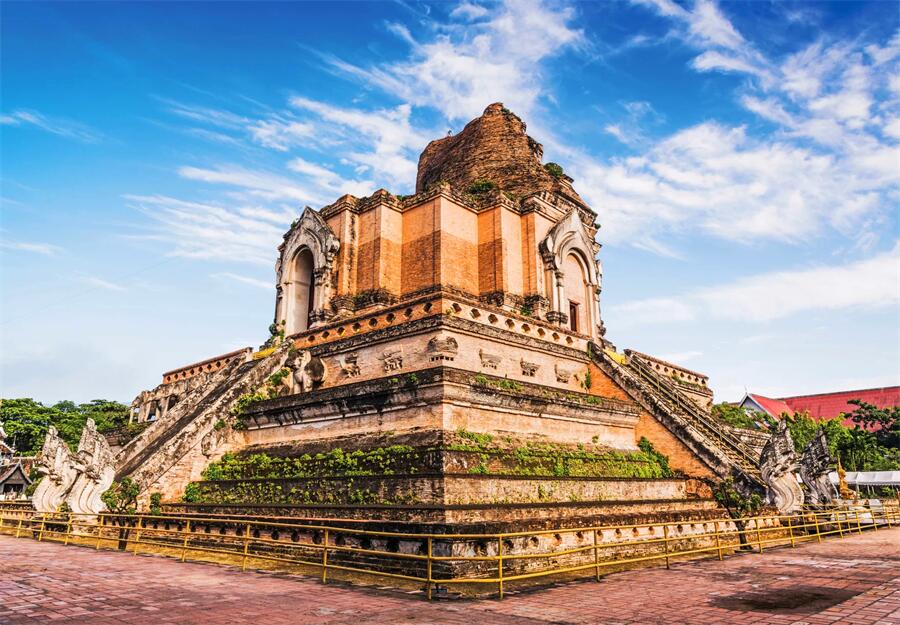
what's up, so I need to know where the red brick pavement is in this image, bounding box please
[1,529,898,625]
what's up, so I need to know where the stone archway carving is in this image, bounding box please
[275,208,340,335]
[539,210,602,338]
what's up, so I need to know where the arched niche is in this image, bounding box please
[284,247,316,334]
[562,252,590,334]
[275,208,340,335]
[539,210,603,339]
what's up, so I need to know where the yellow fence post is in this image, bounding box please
[15,516,23,539]
[787,516,795,548]
[63,513,73,546]
[497,536,504,600]
[714,521,723,560]
[837,511,844,538]
[663,524,670,569]
[241,523,251,571]
[813,512,822,543]
[426,537,433,601]
[593,529,601,580]
[95,515,104,550]
[855,509,863,534]
[755,520,763,553]
[37,514,47,542]
[181,520,190,562]
[321,529,329,583]
[134,516,143,555]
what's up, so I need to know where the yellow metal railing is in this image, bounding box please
[1,501,897,599]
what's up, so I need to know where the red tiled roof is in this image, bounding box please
[746,394,794,418]
[779,386,900,428]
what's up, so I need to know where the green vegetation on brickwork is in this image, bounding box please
[183,479,421,507]
[543,162,565,178]
[451,430,674,479]
[467,179,496,194]
[473,374,523,393]
[183,430,675,504]
[200,445,420,481]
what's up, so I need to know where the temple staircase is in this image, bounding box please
[114,347,291,494]
[589,343,764,489]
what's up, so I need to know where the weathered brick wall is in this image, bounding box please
[415,103,588,210]
[634,411,716,479]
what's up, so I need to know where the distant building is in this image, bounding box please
[738,386,900,427]
[0,421,32,500]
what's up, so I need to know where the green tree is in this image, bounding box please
[843,400,900,448]
[0,397,130,454]
[782,407,899,472]
[711,402,769,430]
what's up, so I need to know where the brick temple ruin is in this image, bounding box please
[35,104,815,540]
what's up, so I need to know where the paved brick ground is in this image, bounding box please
[1,529,898,625]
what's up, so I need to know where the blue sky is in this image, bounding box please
[1,0,898,405]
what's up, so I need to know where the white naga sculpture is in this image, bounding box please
[759,420,804,514]
[799,428,837,505]
[68,419,116,515]
[32,426,79,512]
[32,419,116,514]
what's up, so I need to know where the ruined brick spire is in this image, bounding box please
[415,103,589,209]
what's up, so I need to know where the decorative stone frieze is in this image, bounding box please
[380,347,403,372]
[554,364,576,384]
[287,350,326,394]
[479,350,501,369]
[520,360,540,377]
[337,352,361,377]
[427,336,459,362]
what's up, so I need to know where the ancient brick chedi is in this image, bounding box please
[36,104,785,526]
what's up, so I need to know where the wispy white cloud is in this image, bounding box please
[1,110,102,143]
[177,165,317,204]
[0,241,63,256]
[249,117,316,151]
[287,98,430,188]
[124,194,288,265]
[212,272,272,290]
[450,2,490,20]
[326,0,584,121]
[571,6,900,254]
[609,243,900,325]
[81,276,127,292]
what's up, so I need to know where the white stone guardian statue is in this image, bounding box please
[67,419,116,515]
[759,420,804,514]
[32,426,79,512]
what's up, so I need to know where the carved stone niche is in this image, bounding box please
[520,360,540,377]
[337,352,361,378]
[479,350,501,370]
[380,347,403,372]
[427,336,459,362]
[554,364,576,384]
